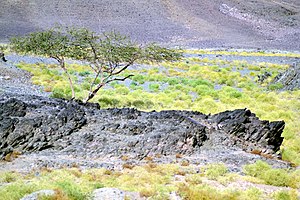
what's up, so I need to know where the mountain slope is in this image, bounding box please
[0,0,299,49]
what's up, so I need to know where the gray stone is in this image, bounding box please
[91,188,143,200]
[169,191,182,200]
[91,188,125,200]
[20,190,55,200]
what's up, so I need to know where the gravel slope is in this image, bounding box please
[0,0,299,49]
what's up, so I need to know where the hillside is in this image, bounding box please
[0,0,299,49]
[1,1,300,199]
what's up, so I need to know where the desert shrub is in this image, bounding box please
[221,87,243,99]
[56,181,87,200]
[0,182,38,200]
[166,77,180,85]
[51,88,66,99]
[272,190,299,200]
[268,83,284,91]
[131,74,146,84]
[115,86,130,95]
[149,83,160,92]
[0,172,19,183]
[178,183,222,200]
[78,71,91,76]
[243,161,298,187]
[238,187,263,200]
[243,160,271,177]
[261,169,290,187]
[203,163,228,180]
[132,99,154,109]
[188,79,213,88]
[195,85,213,96]
[80,82,91,91]
[98,96,120,107]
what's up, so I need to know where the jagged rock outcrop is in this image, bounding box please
[0,96,87,159]
[211,109,284,153]
[0,94,285,160]
[272,62,300,90]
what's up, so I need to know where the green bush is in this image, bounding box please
[272,190,298,200]
[78,71,91,76]
[268,83,284,91]
[203,163,228,180]
[98,97,120,107]
[243,160,271,177]
[243,161,297,187]
[51,88,66,99]
[56,181,87,200]
[149,83,160,92]
[131,74,146,84]
[262,169,290,187]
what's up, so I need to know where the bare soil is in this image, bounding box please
[0,0,299,50]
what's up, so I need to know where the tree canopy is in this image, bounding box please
[10,26,183,102]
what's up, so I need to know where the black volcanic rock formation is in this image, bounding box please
[272,62,300,91]
[0,94,285,160]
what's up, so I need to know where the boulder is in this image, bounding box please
[20,190,55,200]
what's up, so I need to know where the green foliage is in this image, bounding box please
[56,181,87,200]
[51,88,68,99]
[10,26,182,102]
[149,83,160,92]
[78,71,91,77]
[243,160,271,177]
[268,83,284,91]
[243,161,300,188]
[98,96,120,107]
[10,27,71,58]
[0,172,19,183]
[272,190,299,200]
[203,163,228,180]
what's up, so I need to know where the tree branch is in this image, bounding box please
[106,74,134,84]
[111,61,134,76]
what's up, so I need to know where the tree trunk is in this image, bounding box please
[59,59,75,99]
[83,83,105,103]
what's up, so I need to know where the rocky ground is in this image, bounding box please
[0,55,293,174]
[0,0,299,50]
[1,52,299,199]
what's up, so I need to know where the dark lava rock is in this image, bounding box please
[0,94,87,158]
[272,62,300,90]
[210,109,284,154]
[0,94,285,160]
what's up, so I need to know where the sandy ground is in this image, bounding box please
[0,0,299,50]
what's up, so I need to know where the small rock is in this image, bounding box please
[169,191,182,200]
[91,188,143,200]
[92,188,125,200]
[20,190,55,200]
[3,76,10,80]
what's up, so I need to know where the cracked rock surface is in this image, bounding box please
[0,93,289,172]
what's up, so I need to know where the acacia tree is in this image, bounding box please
[10,27,77,98]
[68,28,182,102]
[10,26,183,103]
